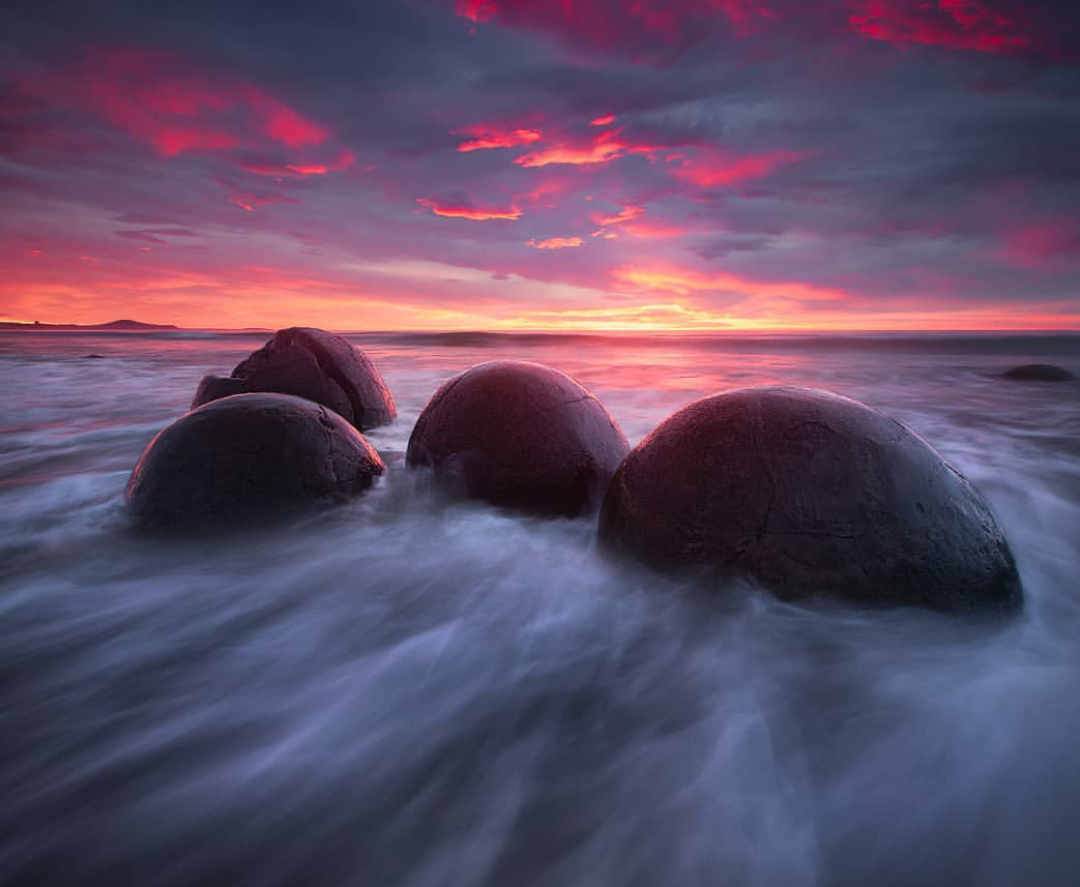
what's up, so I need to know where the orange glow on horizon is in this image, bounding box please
[4,258,1076,333]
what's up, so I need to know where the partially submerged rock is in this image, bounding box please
[191,327,396,430]
[126,393,384,530]
[407,360,629,517]
[1001,364,1075,382]
[599,386,1021,612]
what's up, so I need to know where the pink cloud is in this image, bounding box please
[514,128,669,168]
[239,149,356,179]
[417,197,523,220]
[672,149,807,188]
[590,204,645,226]
[455,122,543,152]
[527,236,584,249]
[996,218,1080,269]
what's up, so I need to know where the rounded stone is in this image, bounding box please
[1001,364,1075,382]
[406,361,630,517]
[126,393,384,530]
[599,386,1021,611]
[192,374,246,404]
[191,327,396,430]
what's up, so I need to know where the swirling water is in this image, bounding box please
[1,331,1078,887]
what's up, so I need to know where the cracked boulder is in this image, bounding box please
[407,360,629,517]
[126,393,384,531]
[191,327,396,430]
[599,386,1021,612]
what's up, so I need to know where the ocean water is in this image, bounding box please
[1,330,1078,887]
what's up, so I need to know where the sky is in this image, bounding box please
[1,0,1079,331]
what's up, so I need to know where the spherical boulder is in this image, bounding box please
[407,361,630,517]
[1001,364,1075,382]
[599,386,1021,612]
[191,327,396,430]
[126,393,384,530]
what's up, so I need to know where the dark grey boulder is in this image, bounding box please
[1001,364,1075,382]
[407,360,629,517]
[599,386,1021,612]
[126,393,384,530]
[192,374,246,404]
[191,327,396,430]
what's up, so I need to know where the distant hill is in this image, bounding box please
[0,319,179,331]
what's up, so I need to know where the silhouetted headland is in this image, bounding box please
[0,319,178,331]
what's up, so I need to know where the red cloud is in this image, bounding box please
[416,197,523,220]
[11,47,350,172]
[672,149,806,187]
[459,1,1065,61]
[590,114,616,127]
[528,237,584,249]
[456,0,774,48]
[847,1,1037,55]
[80,49,331,157]
[455,123,543,152]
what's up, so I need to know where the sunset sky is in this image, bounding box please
[2,0,1079,331]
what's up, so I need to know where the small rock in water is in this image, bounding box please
[126,392,384,531]
[407,360,629,517]
[599,386,1021,612]
[1001,364,1075,382]
[84,354,106,359]
[191,327,396,430]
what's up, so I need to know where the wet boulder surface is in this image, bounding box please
[407,360,630,517]
[599,386,1021,612]
[126,393,384,531]
[191,327,396,430]
[1001,364,1075,382]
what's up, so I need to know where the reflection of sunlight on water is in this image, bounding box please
[0,331,1078,885]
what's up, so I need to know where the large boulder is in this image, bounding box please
[407,361,630,517]
[126,393,384,530]
[599,386,1021,612]
[191,327,396,430]
[1001,364,1075,382]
